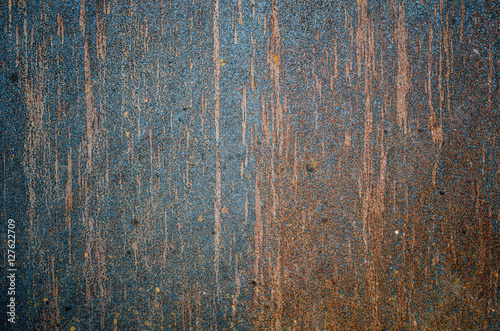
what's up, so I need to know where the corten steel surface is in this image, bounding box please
[0,0,499,330]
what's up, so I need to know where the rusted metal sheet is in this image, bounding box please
[1,0,499,329]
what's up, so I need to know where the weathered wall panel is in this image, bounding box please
[1,0,499,330]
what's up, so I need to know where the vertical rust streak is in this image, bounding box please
[242,85,247,146]
[79,0,86,34]
[251,32,256,90]
[396,2,409,136]
[51,254,60,330]
[487,20,493,113]
[334,37,338,80]
[65,147,73,264]
[253,174,263,307]
[459,0,465,43]
[84,37,94,171]
[213,0,222,298]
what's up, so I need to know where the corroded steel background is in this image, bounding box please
[1,0,499,330]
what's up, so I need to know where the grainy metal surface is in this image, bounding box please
[0,0,499,330]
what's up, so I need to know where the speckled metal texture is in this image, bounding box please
[0,0,499,330]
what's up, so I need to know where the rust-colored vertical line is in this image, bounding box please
[475,179,487,291]
[444,15,452,120]
[496,22,499,112]
[487,20,493,113]
[346,56,352,87]
[238,0,243,24]
[251,32,256,90]
[96,9,107,61]
[14,25,20,68]
[405,179,414,325]
[232,253,241,318]
[270,0,280,98]
[96,235,107,331]
[361,17,373,257]
[269,92,275,149]
[56,12,63,44]
[54,130,60,187]
[149,127,153,175]
[377,51,387,221]
[274,248,282,330]
[65,147,73,264]
[242,85,247,146]
[369,16,382,331]
[156,56,160,95]
[232,5,235,31]
[427,20,434,131]
[438,13,444,136]
[8,0,12,28]
[213,0,220,145]
[292,131,298,196]
[428,18,442,151]
[262,94,270,146]
[344,5,348,30]
[356,0,367,78]
[250,124,255,156]
[84,37,95,171]
[253,174,263,307]
[163,208,169,267]
[312,58,320,132]
[244,192,249,229]
[23,12,28,76]
[80,0,86,34]
[269,45,283,329]
[396,1,409,136]
[459,0,465,43]
[375,61,387,331]
[213,0,222,298]
[143,21,149,53]
[105,140,109,187]
[334,38,338,80]
[371,21,377,84]
[269,0,283,169]
[276,99,284,158]
[263,12,267,35]
[283,95,290,164]
[51,254,60,330]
